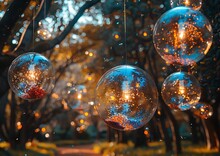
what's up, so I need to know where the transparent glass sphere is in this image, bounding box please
[95,65,158,131]
[170,0,202,10]
[192,103,213,119]
[67,85,87,110]
[8,52,55,100]
[153,7,213,66]
[37,28,52,40]
[161,72,201,111]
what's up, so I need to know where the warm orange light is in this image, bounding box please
[157,110,161,116]
[41,127,46,133]
[84,112,89,117]
[52,93,59,99]
[35,128,40,133]
[17,122,22,130]
[114,34,120,39]
[179,86,185,94]
[110,96,116,101]
[87,76,92,81]
[143,32,148,37]
[144,130,149,136]
[34,112,40,118]
[77,93,82,100]
[135,83,140,88]
[80,119,84,124]
[61,99,69,110]
[89,52,94,57]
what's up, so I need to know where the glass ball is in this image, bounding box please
[170,0,202,10]
[95,65,158,131]
[67,85,87,110]
[192,103,213,119]
[161,72,201,111]
[153,7,213,66]
[37,28,52,40]
[8,52,55,100]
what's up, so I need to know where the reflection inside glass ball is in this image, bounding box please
[153,7,212,66]
[95,65,158,131]
[8,52,54,100]
[161,72,201,111]
[170,0,202,10]
[192,103,213,119]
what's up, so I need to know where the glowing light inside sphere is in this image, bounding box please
[192,103,213,119]
[161,72,201,111]
[95,65,158,131]
[153,7,213,66]
[37,28,52,40]
[8,52,55,100]
[170,0,202,10]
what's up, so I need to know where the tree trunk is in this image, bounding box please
[202,119,220,150]
[160,113,172,152]
[162,103,182,154]
[134,127,147,147]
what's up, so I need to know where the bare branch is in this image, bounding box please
[0,0,31,53]
[30,0,101,52]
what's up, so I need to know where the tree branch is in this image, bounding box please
[0,0,31,53]
[13,0,53,54]
[30,0,101,52]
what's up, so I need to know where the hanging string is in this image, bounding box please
[123,0,127,65]
[32,6,35,50]
[44,0,46,18]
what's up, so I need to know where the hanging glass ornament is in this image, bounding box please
[153,7,213,66]
[67,85,87,110]
[95,65,158,131]
[37,28,52,40]
[161,72,201,111]
[191,103,213,119]
[170,0,202,10]
[8,52,55,100]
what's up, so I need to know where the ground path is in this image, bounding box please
[58,144,102,156]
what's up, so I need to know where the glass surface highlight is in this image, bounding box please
[170,0,202,10]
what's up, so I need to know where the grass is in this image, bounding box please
[93,141,220,156]
[0,140,57,156]
[54,139,95,147]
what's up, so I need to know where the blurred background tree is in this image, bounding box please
[0,0,219,154]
